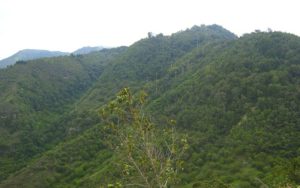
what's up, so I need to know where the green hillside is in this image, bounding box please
[0,47,127,182]
[0,25,299,187]
[147,31,300,187]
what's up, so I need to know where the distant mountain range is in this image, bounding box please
[0,49,69,68]
[0,46,105,68]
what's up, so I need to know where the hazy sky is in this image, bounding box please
[0,0,299,60]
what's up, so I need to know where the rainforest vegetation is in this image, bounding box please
[0,25,299,187]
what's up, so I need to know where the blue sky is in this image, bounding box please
[0,0,299,60]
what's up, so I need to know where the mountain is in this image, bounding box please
[0,49,69,68]
[72,46,104,55]
[0,25,299,187]
[0,47,127,183]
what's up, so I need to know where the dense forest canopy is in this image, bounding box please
[0,25,299,187]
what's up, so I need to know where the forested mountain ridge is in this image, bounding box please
[0,25,299,187]
[147,31,300,186]
[0,47,127,182]
[75,24,237,111]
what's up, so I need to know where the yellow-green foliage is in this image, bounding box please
[101,88,188,187]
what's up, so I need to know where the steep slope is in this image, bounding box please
[0,24,238,187]
[76,24,237,110]
[146,31,300,187]
[0,49,69,68]
[0,47,127,181]
[1,26,299,187]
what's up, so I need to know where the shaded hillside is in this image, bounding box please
[0,49,69,68]
[0,26,299,187]
[0,47,127,182]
